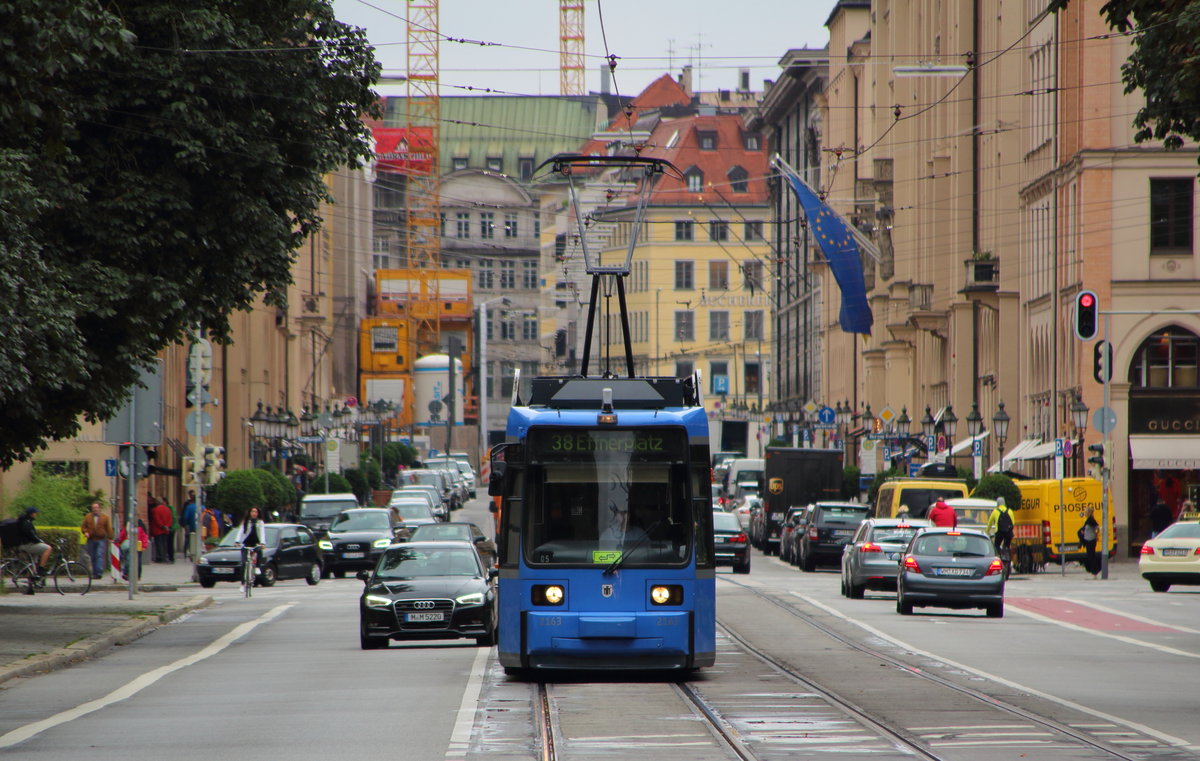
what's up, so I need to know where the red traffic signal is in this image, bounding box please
[1074,290,1098,340]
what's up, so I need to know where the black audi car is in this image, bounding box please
[319,508,408,578]
[357,541,498,650]
[195,523,322,588]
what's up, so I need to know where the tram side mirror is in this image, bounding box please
[488,461,507,496]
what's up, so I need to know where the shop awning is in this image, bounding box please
[988,438,1041,472]
[950,431,989,455]
[1015,441,1057,461]
[1130,435,1200,470]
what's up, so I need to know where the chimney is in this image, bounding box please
[600,63,611,95]
[679,65,693,97]
[739,68,751,91]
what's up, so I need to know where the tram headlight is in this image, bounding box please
[532,584,565,606]
[650,585,683,605]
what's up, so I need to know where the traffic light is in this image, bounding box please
[1093,340,1113,383]
[1087,442,1107,479]
[1074,290,1098,340]
[181,456,201,486]
[202,445,225,484]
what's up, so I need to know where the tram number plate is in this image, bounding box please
[1162,548,1188,557]
[212,567,235,574]
[934,567,973,577]
[342,552,365,559]
[405,612,444,622]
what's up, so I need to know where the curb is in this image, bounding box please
[0,594,213,687]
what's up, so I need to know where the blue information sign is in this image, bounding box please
[105,459,118,478]
[817,406,836,425]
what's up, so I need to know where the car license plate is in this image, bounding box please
[342,551,365,559]
[1162,548,1189,557]
[934,567,973,576]
[835,529,854,537]
[212,567,235,575]
[405,612,444,622]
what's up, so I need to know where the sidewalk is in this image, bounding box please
[0,558,212,686]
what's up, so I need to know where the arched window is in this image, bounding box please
[685,167,704,193]
[727,166,748,193]
[1129,326,1200,388]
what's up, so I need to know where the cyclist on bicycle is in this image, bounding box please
[987,497,1015,562]
[234,506,268,583]
[16,507,52,579]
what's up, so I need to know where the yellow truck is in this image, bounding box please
[1012,478,1117,566]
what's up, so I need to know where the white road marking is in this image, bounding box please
[1005,603,1200,659]
[794,593,1193,749]
[1053,597,1200,635]
[0,604,294,750]
[444,646,490,759]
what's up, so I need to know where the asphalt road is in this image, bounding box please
[1,497,1197,760]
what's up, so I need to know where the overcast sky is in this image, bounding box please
[333,0,836,98]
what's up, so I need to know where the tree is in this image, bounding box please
[841,465,861,500]
[5,472,96,526]
[209,470,264,522]
[250,467,295,516]
[343,468,370,505]
[305,472,354,496]
[1048,0,1200,163]
[0,0,379,466]
[971,473,1022,511]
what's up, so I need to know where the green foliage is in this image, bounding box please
[251,466,295,513]
[5,472,95,526]
[306,472,354,496]
[842,465,861,500]
[971,473,1021,509]
[1048,0,1200,161]
[359,455,382,490]
[209,470,264,521]
[343,468,370,505]
[866,467,902,506]
[383,442,417,474]
[0,0,380,466]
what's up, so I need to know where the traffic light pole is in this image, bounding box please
[1101,312,1111,580]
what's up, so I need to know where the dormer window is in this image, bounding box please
[728,166,748,193]
[698,131,718,150]
[685,167,704,193]
[743,133,761,151]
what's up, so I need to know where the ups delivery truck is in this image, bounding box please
[760,447,844,554]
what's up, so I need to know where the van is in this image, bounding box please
[723,458,765,498]
[298,492,359,537]
[1013,478,1116,563]
[873,478,969,520]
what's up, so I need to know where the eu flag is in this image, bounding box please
[779,167,873,335]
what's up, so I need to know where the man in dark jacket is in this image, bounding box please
[17,507,52,576]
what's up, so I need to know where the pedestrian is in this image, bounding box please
[165,497,178,563]
[928,499,957,528]
[80,501,114,579]
[895,504,911,520]
[181,490,198,560]
[201,504,221,550]
[1149,500,1173,538]
[1079,507,1100,577]
[117,520,149,580]
[149,497,172,562]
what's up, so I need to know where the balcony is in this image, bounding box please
[962,257,999,293]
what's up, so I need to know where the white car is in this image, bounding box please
[1139,521,1200,592]
[732,496,759,530]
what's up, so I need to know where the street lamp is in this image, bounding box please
[992,401,1010,472]
[966,402,983,438]
[942,405,958,440]
[1070,393,1089,477]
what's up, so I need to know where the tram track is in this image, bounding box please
[718,575,1151,761]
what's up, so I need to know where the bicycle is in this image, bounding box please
[993,532,1013,580]
[4,538,92,595]
[240,544,264,598]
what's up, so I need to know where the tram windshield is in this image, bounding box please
[523,428,692,567]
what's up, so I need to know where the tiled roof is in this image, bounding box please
[639,114,769,205]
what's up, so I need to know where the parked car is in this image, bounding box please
[426,461,470,506]
[779,506,812,565]
[401,469,459,512]
[196,523,322,588]
[1139,520,1200,592]
[391,486,445,521]
[388,499,443,531]
[712,510,750,573]
[732,496,757,531]
[429,457,477,499]
[840,518,931,598]
[406,522,497,568]
[319,508,407,578]
[798,502,870,571]
[896,528,1005,617]
[357,541,498,649]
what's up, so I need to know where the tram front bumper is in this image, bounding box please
[522,610,693,666]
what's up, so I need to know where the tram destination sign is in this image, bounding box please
[530,428,686,462]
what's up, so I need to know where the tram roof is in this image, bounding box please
[523,376,701,410]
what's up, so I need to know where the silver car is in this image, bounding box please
[841,518,931,598]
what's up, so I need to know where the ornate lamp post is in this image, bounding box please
[992,401,1010,473]
[921,406,936,463]
[965,402,984,477]
[1070,393,1089,477]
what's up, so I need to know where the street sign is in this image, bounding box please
[103,360,164,445]
[1094,406,1117,434]
[817,406,836,425]
[186,410,213,437]
[803,400,819,417]
[296,435,325,444]
[345,396,358,408]
[877,406,896,428]
[1054,437,1065,480]
[105,459,118,478]
[1063,439,1074,459]
[972,439,983,457]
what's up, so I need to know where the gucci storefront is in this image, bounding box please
[1125,328,1200,551]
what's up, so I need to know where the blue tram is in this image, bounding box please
[486,154,714,673]
[489,375,715,673]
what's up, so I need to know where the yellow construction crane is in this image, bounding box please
[560,1,585,95]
